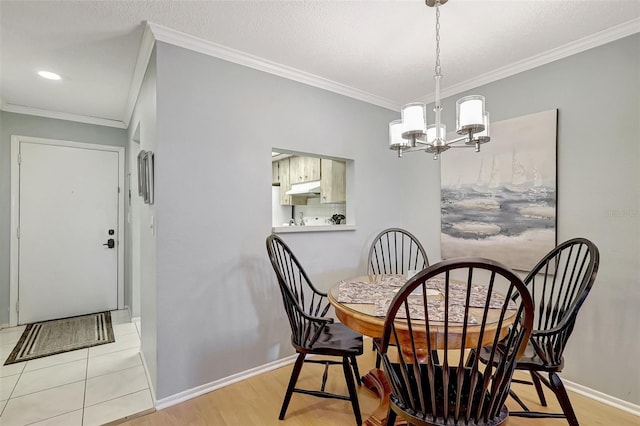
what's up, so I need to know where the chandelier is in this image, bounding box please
[389,0,490,159]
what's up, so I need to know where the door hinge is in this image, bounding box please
[16,300,19,314]
[16,226,20,239]
[118,187,121,193]
[17,153,21,165]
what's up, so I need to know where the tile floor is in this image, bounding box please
[0,311,154,426]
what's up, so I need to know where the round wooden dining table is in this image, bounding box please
[328,274,517,426]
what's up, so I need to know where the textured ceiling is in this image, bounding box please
[1,0,639,126]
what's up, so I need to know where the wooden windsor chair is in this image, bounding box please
[368,228,430,276]
[487,238,600,426]
[266,234,363,425]
[368,228,431,368]
[374,257,534,426]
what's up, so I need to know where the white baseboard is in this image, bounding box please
[0,323,9,330]
[155,354,299,410]
[147,341,639,420]
[563,378,640,417]
[139,348,157,405]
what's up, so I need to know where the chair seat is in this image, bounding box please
[388,363,505,425]
[477,341,564,373]
[297,323,363,356]
[513,341,565,371]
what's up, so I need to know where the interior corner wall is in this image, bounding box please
[0,111,128,326]
[403,34,640,405]
[152,41,402,399]
[128,49,159,394]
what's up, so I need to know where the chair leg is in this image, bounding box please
[465,349,476,367]
[372,339,382,369]
[549,372,579,426]
[279,353,306,420]
[509,389,531,411]
[386,408,397,426]
[531,370,548,407]
[350,355,362,386]
[342,357,362,426]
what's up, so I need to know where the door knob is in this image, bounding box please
[103,238,115,249]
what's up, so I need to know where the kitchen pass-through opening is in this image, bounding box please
[271,150,354,233]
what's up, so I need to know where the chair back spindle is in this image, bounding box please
[368,228,429,275]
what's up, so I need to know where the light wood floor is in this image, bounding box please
[121,341,638,426]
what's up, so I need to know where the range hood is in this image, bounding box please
[286,180,321,196]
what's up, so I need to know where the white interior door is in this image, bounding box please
[18,141,120,324]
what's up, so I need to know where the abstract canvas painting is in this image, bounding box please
[441,109,557,271]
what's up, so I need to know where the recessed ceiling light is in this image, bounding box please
[37,70,61,80]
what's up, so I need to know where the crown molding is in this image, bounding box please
[145,22,401,112]
[123,22,157,128]
[1,101,126,129]
[417,17,640,104]
[7,16,635,129]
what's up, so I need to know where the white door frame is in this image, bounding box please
[10,135,125,327]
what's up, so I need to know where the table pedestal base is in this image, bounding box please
[361,368,396,426]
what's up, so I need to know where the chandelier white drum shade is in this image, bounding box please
[389,0,491,159]
[457,96,486,132]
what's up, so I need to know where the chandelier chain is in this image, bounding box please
[435,1,441,77]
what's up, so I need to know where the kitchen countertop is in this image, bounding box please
[272,224,356,234]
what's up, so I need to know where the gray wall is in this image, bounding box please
[403,34,640,404]
[150,34,639,403]
[0,112,128,325]
[152,41,404,399]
